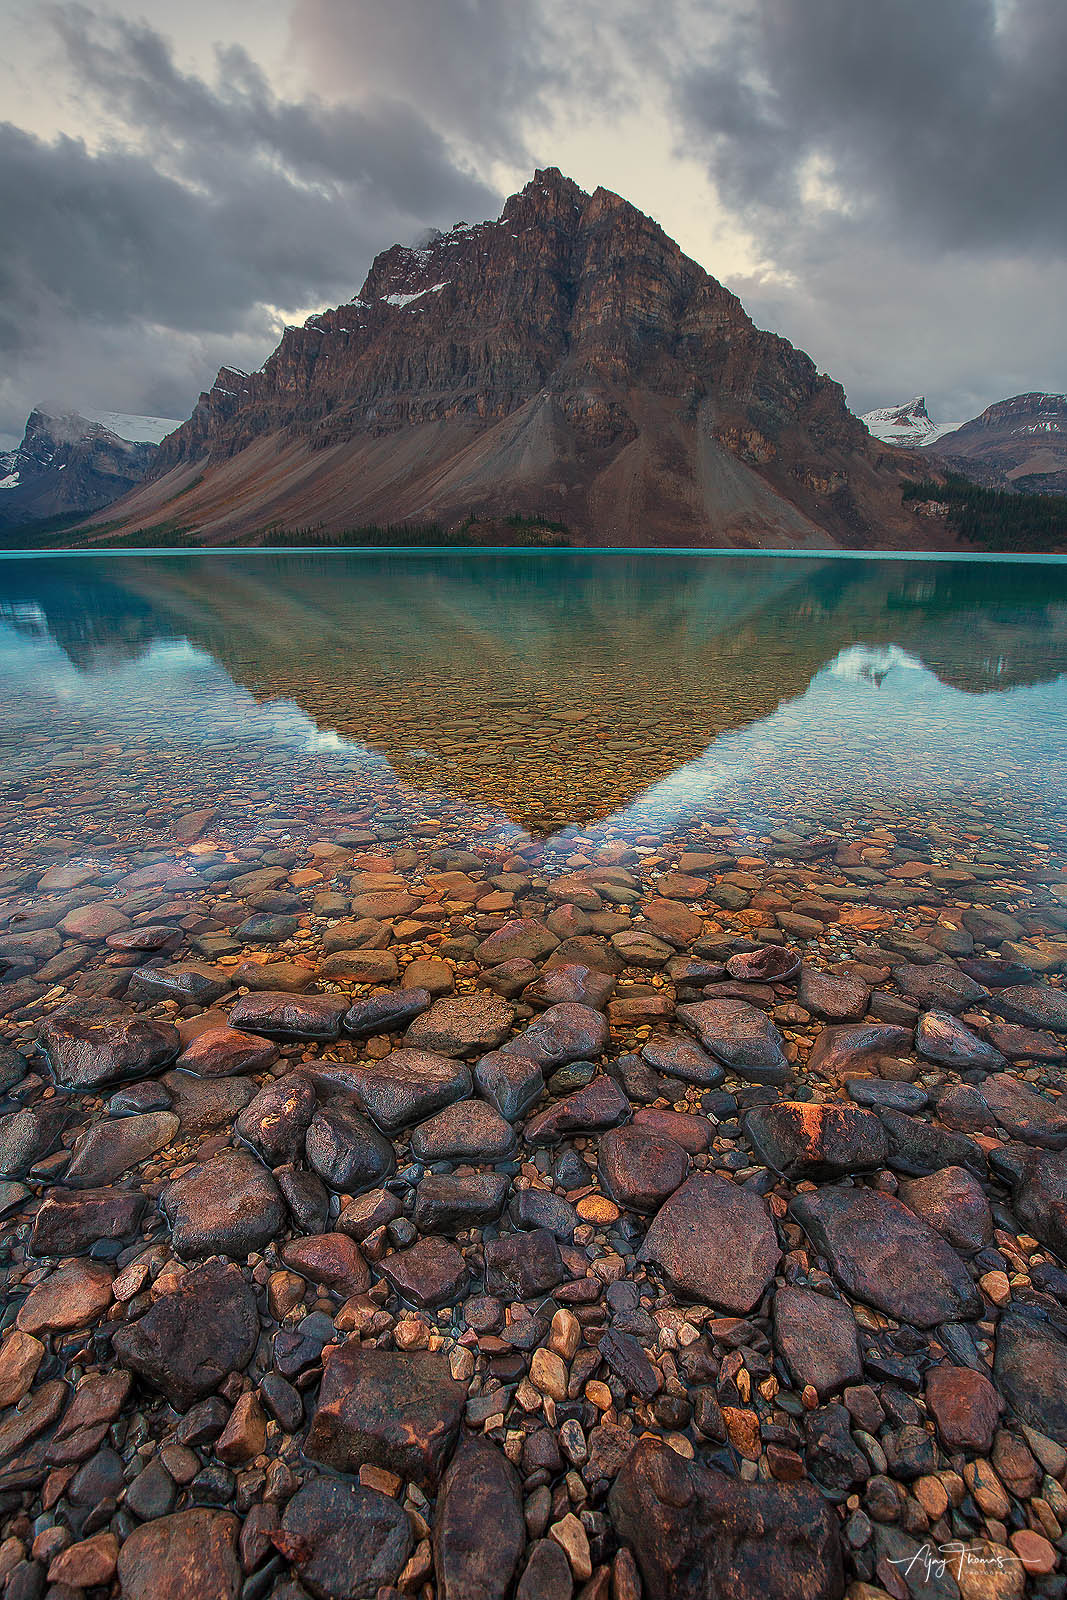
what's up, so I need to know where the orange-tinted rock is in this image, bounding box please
[305,1344,466,1486]
[638,1174,780,1312]
[925,1364,1003,1454]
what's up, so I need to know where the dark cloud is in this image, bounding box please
[672,0,1067,414]
[679,0,1067,255]
[0,6,497,432]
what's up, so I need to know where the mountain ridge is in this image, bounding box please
[0,406,180,528]
[83,170,936,548]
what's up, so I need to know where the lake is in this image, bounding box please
[1,550,1066,868]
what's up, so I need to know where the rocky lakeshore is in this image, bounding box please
[1,792,1067,1600]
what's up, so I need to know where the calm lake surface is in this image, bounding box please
[1,551,1066,870]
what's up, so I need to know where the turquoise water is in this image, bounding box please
[0,550,1065,870]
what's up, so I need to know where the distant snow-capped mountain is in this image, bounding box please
[0,406,181,528]
[861,397,963,448]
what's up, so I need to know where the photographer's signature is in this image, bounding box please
[889,1541,1009,1581]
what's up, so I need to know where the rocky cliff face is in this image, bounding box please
[105,170,933,548]
[0,408,179,529]
[925,392,1067,494]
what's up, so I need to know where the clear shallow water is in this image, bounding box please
[0,550,1066,876]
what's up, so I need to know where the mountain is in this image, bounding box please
[923,392,1067,493]
[0,407,181,528]
[861,396,963,449]
[88,169,936,550]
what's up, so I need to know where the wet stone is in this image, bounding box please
[434,1434,525,1600]
[413,1170,510,1233]
[773,1285,862,1395]
[502,1003,610,1070]
[305,1101,396,1191]
[127,963,232,1005]
[876,1106,986,1177]
[641,1034,724,1087]
[744,1101,889,1180]
[339,1050,473,1131]
[916,1009,1006,1071]
[115,1508,240,1600]
[989,982,1067,1034]
[474,1049,545,1120]
[610,1436,844,1600]
[64,1109,178,1185]
[305,1344,466,1486]
[808,1021,914,1078]
[160,1070,256,1133]
[638,1173,781,1313]
[485,1228,565,1298]
[523,962,615,1010]
[510,1188,579,1239]
[405,992,516,1056]
[343,986,431,1037]
[30,1187,146,1255]
[798,965,871,1020]
[227,989,348,1040]
[524,1074,630,1145]
[897,1166,993,1252]
[924,1364,1003,1454]
[597,1124,689,1211]
[380,1235,469,1306]
[978,1072,1067,1148]
[112,1260,259,1410]
[16,1258,114,1334]
[282,1233,370,1296]
[476,919,559,967]
[410,1098,517,1162]
[38,1013,180,1090]
[235,1071,317,1163]
[161,1147,285,1256]
[723,945,801,982]
[790,1186,983,1326]
[280,1476,414,1600]
[175,1026,279,1077]
[892,961,989,1014]
[676,998,789,1084]
[993,1307,1067,1444]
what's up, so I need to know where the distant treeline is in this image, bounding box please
[0,511,573,551]
[903,475,1067,551]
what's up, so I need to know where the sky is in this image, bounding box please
[1,0,1064,445]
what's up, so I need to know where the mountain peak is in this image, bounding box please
[99,170,931,549]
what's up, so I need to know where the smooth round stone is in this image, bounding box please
[409,1099,517,1162]
[598,1125,689,1212]
[280,1478,413,1599]
[846,1079,929,1112]
[175,1027,280,1078]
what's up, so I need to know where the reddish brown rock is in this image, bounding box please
[434,1434,525,1600]
[305,1344,466,1486]
[279,1476,413,1598]
[524,1075,630,1145]
[808,1022,913,1079]
[610,1436,844,1600]
[744,1101,888,1179]
[925,1364,1003,1454]
[112,1260,259,1410]
[16,1259,114,1335]
[790,1187,983,1327]
[282,1233,370,1296]
[176,1026,279,1077]
[38,1013,180,1090]
[638,1173,781,1312]
[773,1286,862,1396]
[898,1166,993,1253]
[598,1125,689,1212]
[404,992,516,1056]
[116,1508,241,1600]
[676,998,789,1084]
[47,1532,119,1588]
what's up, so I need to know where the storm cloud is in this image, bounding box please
[0,6,496,433]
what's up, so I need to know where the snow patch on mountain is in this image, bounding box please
[861,397,963,448]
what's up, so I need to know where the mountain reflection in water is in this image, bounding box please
[1,551,1066,837]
